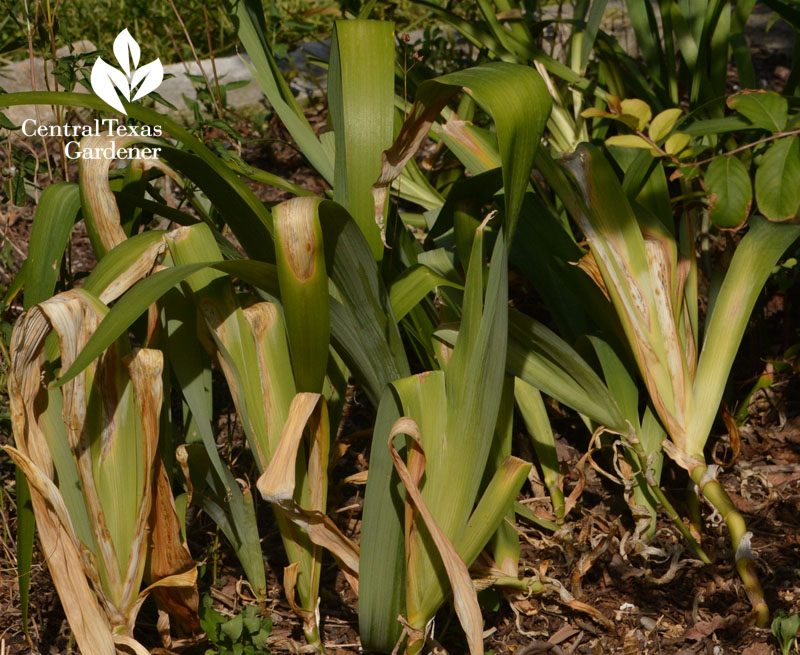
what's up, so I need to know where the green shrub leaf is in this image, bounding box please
[728,90,788,132]
[755,137,800,220]
[705,156,752,227]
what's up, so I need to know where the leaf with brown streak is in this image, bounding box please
[79,134,176,256]
[371,84,459,241]
[147,458,202,636]
[3,446,117,655]
[8,289,180,650]
[257,393,360,591]
[575,251,610,300]
[388,417,485,655]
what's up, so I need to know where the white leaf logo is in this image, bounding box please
[90,29,163,114]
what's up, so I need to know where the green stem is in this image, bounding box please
[406,630,424,655]
[649,483,710,564]
[686,478,703,539]
[304,624,325,653]
[627,440,711,563]
[549,485,566,525]
[691,465,769,626]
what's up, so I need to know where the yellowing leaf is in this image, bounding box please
[665,133,691,155]
[620,98,652,130]
[649,108,684,142]
[605,134,653,150]
[580,107,614,119]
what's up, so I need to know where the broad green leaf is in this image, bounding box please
[705,155,752,227]
[328,20,395,258]
[320,201,410,403]
[359,387,406,651]
[503,310,626,432]
[23,182,81,308]
[755,137,800,221]
[772,610,800,655]
[690,216,800,455]
[15,471,34,637]
[483,376,519,569]
[221,613,244,642]
[514,378,563,519]
[388,264,463,321]
[578,0,610,72]
[166,291,268,597]
[728,90,788,132]
[680,116,754,137]
[165,289,230,486]
[730,33,756,90]
[458,454,530,569]
[587,336,640,432]
[440,228,509,532]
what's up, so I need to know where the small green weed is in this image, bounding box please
[199,594,273,655]
[773,611,800,655]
